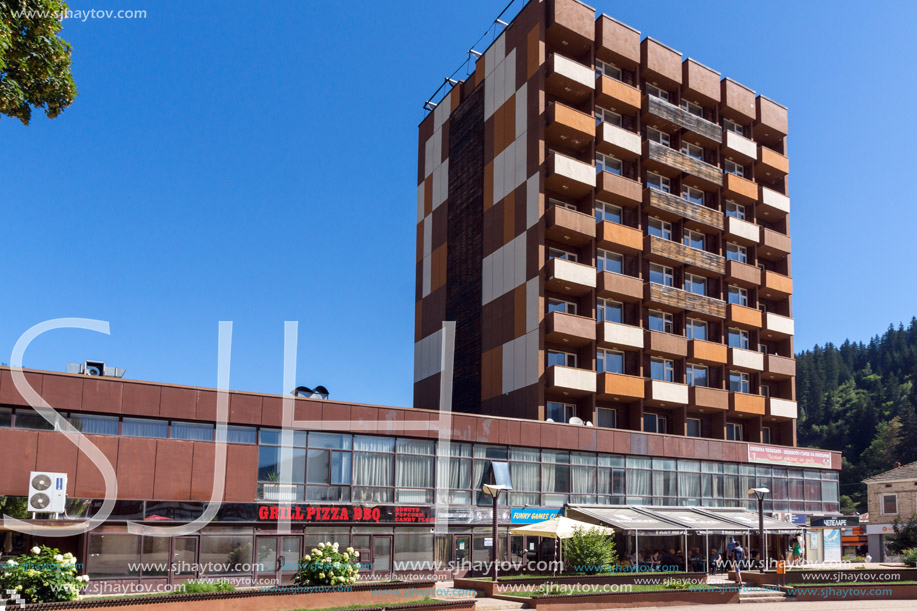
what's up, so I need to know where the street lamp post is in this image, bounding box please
[483,484,510,582]
[749,487,769,569]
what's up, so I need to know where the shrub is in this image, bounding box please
[0,545,88,603]
[563,527,617,575]
[293,541,360,587]
[889,516,917,554]
[179,579,236,593]
[902,548,917,568]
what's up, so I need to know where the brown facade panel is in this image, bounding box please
[74,434,119,499]
[546,0,595,53]
[229,393,263,425]
[721,78,756,122]
[121,382,162,417]
[224,443,259,502]
[756,96,788,136]
[189,441,217,501]
[152,439,194,500]
[35,432,78,495]
[0,430,38,493]
[682,59,721,105]
[641,38,682,87]
[116,436,158,500]
[596,15,640,66]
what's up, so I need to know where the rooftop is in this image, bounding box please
[863,460,917,484]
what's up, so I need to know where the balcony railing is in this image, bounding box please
[645,234,725,275]
[643,188,723,231]
[596,171,642,207]
[644,282,726,319]
[546,257,597,295]
[598,372,645,401]
[644,140,723,186]
[546,53,594,103]
[598,321,644,349]
[545,311,596,347]
[645,379,689,406]
[597,122,641,159]
[546,150,596,198]
[545,365,597,396]
[597,271,643,302]
[643,95,721,144]
[545,205,596,247]
[595,74,641,112]
[690,386,729,411]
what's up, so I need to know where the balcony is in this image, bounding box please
[724,216,759,246]
[545,311,596,347]
[765,354,796,380]
[722,173,758,205]
[722,130,757,164]
[598,372,645,402]
[762,270,792,299]
[597,122,641,160]
[597,271,643,302]
[645,283,726,319]
[730,392,766,415]
[598,321,644,349]
[643,140,723,187]
[546,150,596,198]
[545,205,596,247]
[645,235,725,275]
[767,397,797,420]
[728,347,765,372]
[645,379,689,407]
[754,96,788,147]
[546,53,594,104]
[644,330,688,358]
[725,260,761,288]
[545,0,595,57]
[727,303,763,329]
[689,339,727,365]
[759,228,791,260]
[596,171,642,207]
[758,186,790,219]
[764,312,794,339]
[545,365,596,397]
[756,145,789,181]
[597,221,642,254]
[546,102,595,152]
[643,94,721,146]
[643,188,723,231]
[595,75,641,112]
[546,258,597,296]
[690,386,729,411]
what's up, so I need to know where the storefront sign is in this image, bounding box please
[823,528,841,562]
[866,523,896,535]
[810,516,859,528]
[747,445,833,469]
[510,508,561,524]
[256,505,434,523]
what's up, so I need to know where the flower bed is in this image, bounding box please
[455,572,705,598]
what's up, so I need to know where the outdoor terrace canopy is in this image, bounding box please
[565,505,804,535]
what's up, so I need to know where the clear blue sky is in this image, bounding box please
[2,0,915,407]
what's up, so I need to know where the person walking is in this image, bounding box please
[792,538,801,566]
[733,541,746,586]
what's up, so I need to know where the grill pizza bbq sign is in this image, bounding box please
[257,505,434,523]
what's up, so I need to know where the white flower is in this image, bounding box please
[63,552,73,559]
[318,542,325,548]
[342,553,349,561]
[318,572,325,579]
[346,547,354,554]
[6,560,17,566]
[332,542,339,549]
[314,550,322,558]
[353,550,360,557]
[54,554,64,562]
[303,554,311,562]
[31,547,41,555]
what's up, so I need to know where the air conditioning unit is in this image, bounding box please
[28,472,67,514]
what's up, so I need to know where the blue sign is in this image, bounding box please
[511,508,561,524]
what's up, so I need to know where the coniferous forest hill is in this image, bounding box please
[796,317,917,513]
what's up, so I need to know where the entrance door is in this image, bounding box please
[256,537,280,585]
[453,535,471,577]
[373,536,393,574]
[170,537,198,584]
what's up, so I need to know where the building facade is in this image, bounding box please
[414,0,797,450]
[864,461,917,560]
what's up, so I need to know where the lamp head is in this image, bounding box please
[482,484,510,498]
[748,487,770,499]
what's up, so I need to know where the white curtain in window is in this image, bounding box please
[354,436,394,452]
[678,472,701,498]
[627,469,651,496]
[572,466,595,494]
[397,455,433,488]
[510,462,539,492]
[353,452,393,487]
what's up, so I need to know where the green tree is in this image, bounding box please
[839,495,858,516]
[889,515,917,554]
[1,0,77,124]
[563,527,617,575]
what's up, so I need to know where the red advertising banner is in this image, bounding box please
[747,444,833,469]
[256,505,434,523]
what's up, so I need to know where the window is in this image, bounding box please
[596,152,622,175]
[650,357,674,382]
[682,186,704,205]
[724,201,745,219]
[395,439,434,504]
[547,350,577,368]
[729,371,750,394]
[685,273,706,296]
[122,418,168,439]
[728,285,748,306]
[596,59,622,81]
[728,328,750,349]
[681,99,703,117]
[686,364,708,387]
[726,422,744,441]
[546,402,575,423]
[685,318,707,341]
[681,141,703,160]
[648,310,674,333]
[646,83,669,101]
[549,198,577,211]
[548,298,577,315]
[649,263,674,287]
[881,494,897,515]
[726,242,747,263]
[725,159,744,177]
[597,249,623,274]
[548,247,578,262]
[646,126,670,147]
[227,425,257,444]
[762,427,772,444]
[595,105,622,126]
[646,172,671,193]
[648,217,673,240]
[597,298,623,323]
[70,414,119,436]
[683,229,705,250]
[723,119,743,136]
[644,413,669,434]
[597,407,617,428]
[686,418,702,437]
[171,421,214,441]
[597,349,624,374]
[595,200,623,224]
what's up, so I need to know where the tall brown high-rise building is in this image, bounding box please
[414,0,795,447]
